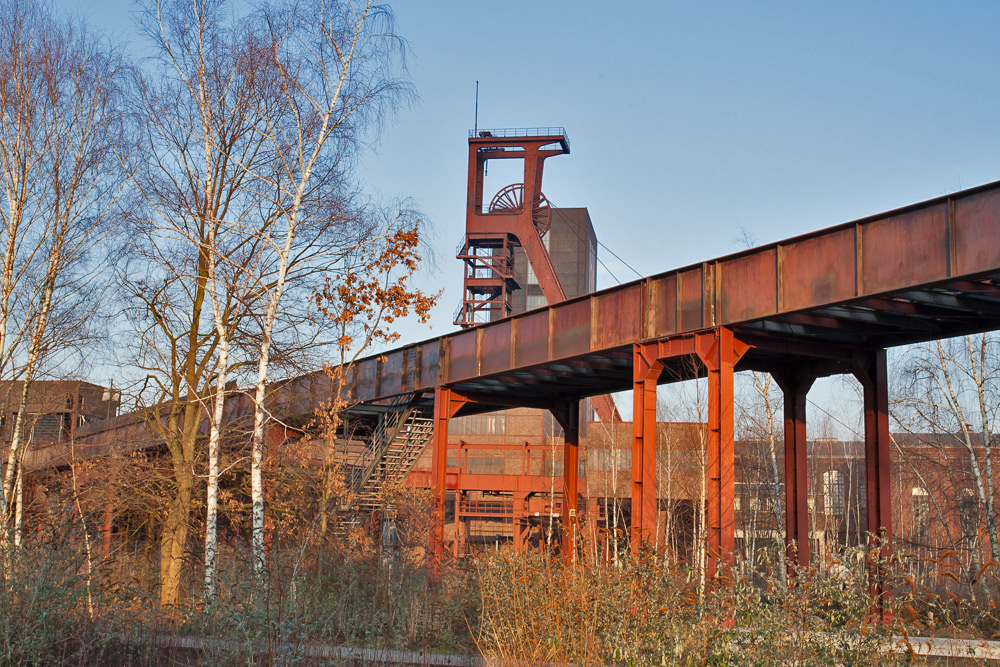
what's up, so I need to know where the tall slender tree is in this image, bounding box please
[0,0,126,543]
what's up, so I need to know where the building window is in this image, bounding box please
[587,448,631,472]
[525,233,551,286]
[525,294,547,311]
[822,470,845,516]
[911,487,930,539]
[450,414,505,436]
[466,457,503,475]
[28,413,68,444]
[959,488,979,531]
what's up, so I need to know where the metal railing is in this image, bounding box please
[468,127,569,151]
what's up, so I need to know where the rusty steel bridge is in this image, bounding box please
[273,129,1000,590]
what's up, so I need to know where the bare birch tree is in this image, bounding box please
[244,0,412,578]
[0,0,126,543]
[894,333,1000,595]
[125,0,285,605]
[124,0,412,603]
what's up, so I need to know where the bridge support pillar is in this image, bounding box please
[632,344,663,549]
[633,329,749,576]
[430,387,466,579]
[853,349,893,612]
[772,370,816,575]
[695,328,746,582]
[553,400,580,563]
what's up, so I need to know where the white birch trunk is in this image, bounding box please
[12,468,22,548]
[203,239,229,599]
[250,230,293,578]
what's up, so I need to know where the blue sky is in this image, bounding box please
[59,0,1000,431]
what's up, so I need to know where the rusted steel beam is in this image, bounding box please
[898,289,1000,316]
[553,400,580,563]
[631,343,663,548]
[334,180,1000,409]
[772,370,816,574]
[429,388,467,579]
[814,306,941,332]
[853,349,894,615]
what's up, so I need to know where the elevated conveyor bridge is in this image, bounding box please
[279,178,1000,586]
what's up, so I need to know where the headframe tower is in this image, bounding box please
[454,127,619,423]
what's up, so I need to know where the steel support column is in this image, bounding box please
[632,343,664,548]
[554,400,581,562]
[430,387,466,577]
[695,328,747,581]
[773,371,816,573]
[853,349,893,607]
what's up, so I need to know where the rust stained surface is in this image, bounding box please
[954,189,1000,276]
[420,341,440,387]
[719,248,777,323]
[593,285,641,351]
[861,205,948,295]
[780,228,856,311]
[378,350,403,398]
[354,359,377,402]
[513,309,550,368]
[678,268,704,332]
[348,180,1000,405]
[551,298,591,359]
[447,330,479,382]
[480,320,512,376]
[648,274,677,338]
[402,346,420,393]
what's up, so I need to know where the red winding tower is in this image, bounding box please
[455,127,570,326]
[455,127,619,423]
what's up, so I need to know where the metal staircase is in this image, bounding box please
[350,397,435,513]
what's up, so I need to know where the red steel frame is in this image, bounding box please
[632,330,749,578]
[429,389,583,570]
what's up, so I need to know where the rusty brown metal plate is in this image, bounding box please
[480,320,512,376]
[551,299,591,359]
[378,350,403,397]
[780,228,855,312]
[593,285,641,350]
[648,274,677,338]
[447,330,479,382]
[402,346,419,392]
[861,204,947,295]
[420,342,440,388]
[678,268,704,332]
[354,358,377,402]
[514,310,550,368]
[719,249,777,323]
[954,189,1000,276]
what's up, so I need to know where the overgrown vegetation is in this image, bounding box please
[1,515,999,666]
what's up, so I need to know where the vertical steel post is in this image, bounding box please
[855,349,893,608]
[632,344,662,549]
[430,387,461,577]
[453,490,462,558]
[558,401,581,563]
[774,371,815,573]
[696,328,738,581]
[514,494,526,551]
